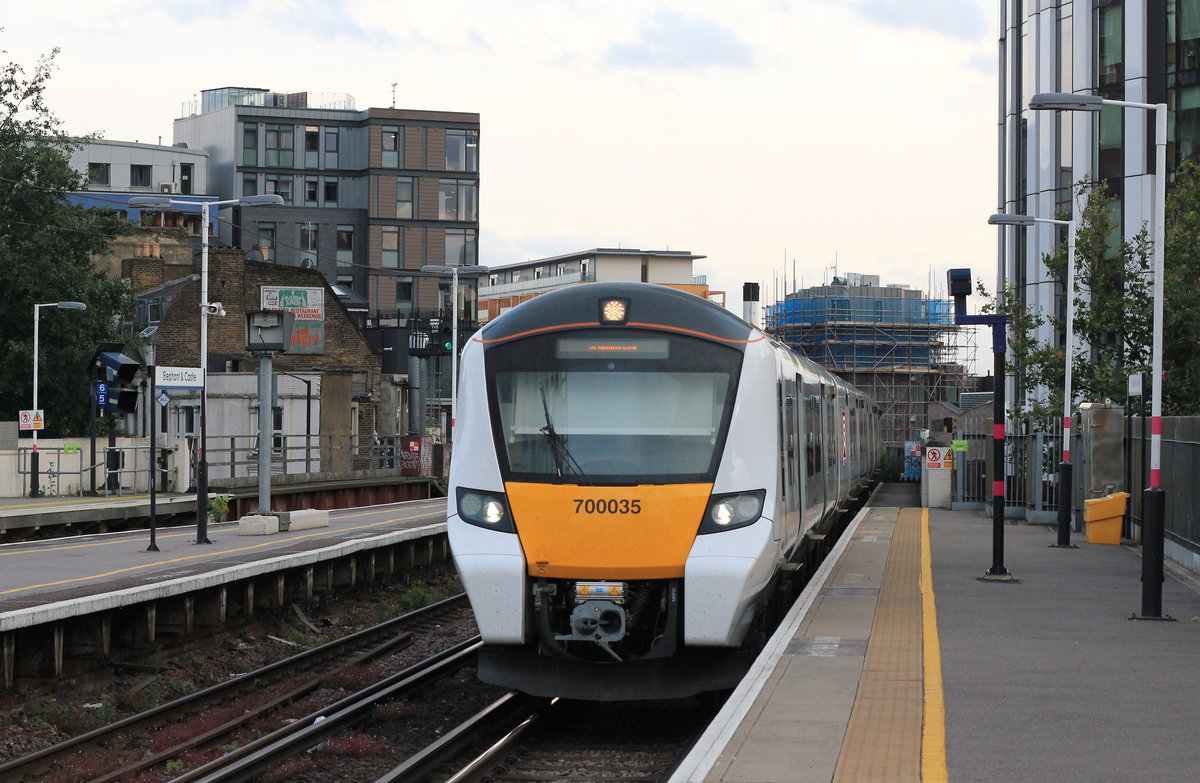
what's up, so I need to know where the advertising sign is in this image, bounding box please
[261,286,325,354]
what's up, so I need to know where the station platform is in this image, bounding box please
[673,485,1200,783]
[0,498,448,621]
[1,497,452,688]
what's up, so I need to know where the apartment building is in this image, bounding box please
[1000,1,1199,404]
[172,87,480,318]
[476,248,717,322]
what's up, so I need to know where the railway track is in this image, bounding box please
[0,593,474,782]
[378,695,715,783]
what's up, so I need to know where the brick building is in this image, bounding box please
[134,246,396,478]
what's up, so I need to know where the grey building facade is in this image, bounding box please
[173,87,480,318]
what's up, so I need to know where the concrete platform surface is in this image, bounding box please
[0,498,448,626]
[674,489,1200,782]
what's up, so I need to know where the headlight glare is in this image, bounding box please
[711,500,736,526]
[455,487,515,533]
[699,490,766,534]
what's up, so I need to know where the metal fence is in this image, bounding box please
[952,414,1200,557]
[952,431,1063,525]
[1127,416,1200,557]
[17,433,441,497]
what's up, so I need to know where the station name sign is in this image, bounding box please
[155,366,204,389]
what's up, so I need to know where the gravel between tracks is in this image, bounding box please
[0,572,482,779]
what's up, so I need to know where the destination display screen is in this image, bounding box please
[555,337,669,360]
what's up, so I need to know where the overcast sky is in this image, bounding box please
[4,0,997,320]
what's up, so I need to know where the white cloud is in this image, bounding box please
[4,0,999,336]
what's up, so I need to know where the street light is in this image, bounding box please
[420,264,489,437]
[989,212,1078,549]
[130,193,284,543]
[1028,92,1170,620]
[29,301,87,497]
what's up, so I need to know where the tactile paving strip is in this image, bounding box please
[832,507,923,782]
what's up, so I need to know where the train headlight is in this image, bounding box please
[455,487,515,533]
[699,490,766,534]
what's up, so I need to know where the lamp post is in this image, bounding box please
[30,301,87,497]
[988,212,1078,548]
[1028,92,1170,619]
[130,194,283,544]
[420,264,489,438]
[139,340,160,552]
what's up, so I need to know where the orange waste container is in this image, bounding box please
[1083,492,1129,545]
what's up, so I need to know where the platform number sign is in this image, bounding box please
[95,381,109,408]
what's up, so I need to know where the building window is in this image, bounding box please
[130,165,152,187]
[305,126,320,168]
[258,222,277,262]
[87,162,110,186]
[325,128,339,168]
[324,179,338,206]
[438,179,477,221]
[396,176,414,218]
[396,275,414,314]
[180,163,193,195]
[445,228,477,266]
[305,178,319,206]
[242,124,258,166]
[581,259,590,280]
[265,124,294,167]
[382,226,401,268]
[265,174,292,205]
[445,129,478,172]
[337,224,354,268]
[300,223,318,268]
[146,298,162,324]
[337,274,355,292]
[243,175,257,197]
[382,126,401,167]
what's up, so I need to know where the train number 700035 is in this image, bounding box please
[573,498,642,514]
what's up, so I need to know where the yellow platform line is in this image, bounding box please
[921,507,949,782]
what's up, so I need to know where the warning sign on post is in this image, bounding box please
[19,410,44,431]
[925,446,951,470]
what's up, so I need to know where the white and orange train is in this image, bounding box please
[447,282,878,700]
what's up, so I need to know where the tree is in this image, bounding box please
[0,44,133,436]
[979,179,1152,429]
[1162,158,1200,414]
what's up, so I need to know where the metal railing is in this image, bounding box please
[952,431,1062,524]
[15,447,103,497]
[16,445,176,497]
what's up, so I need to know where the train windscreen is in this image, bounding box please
[485,330,743,484]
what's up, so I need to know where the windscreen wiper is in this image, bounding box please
[539,383,589,484]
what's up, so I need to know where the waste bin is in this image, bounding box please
[1083,492,1129,545]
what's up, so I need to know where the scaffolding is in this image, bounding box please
[766,273,973,449]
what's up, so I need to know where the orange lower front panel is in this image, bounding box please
[505,482,713,579]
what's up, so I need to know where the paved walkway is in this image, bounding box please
[674,490,1200,782]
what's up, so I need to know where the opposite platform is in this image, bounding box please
[674,490,1200,782]
[0,498,448,631]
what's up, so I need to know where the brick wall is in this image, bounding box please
[149,248,383,444]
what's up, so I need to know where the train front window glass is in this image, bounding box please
[487,331,742,484]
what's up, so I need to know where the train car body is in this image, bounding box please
[447,282,877,700]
